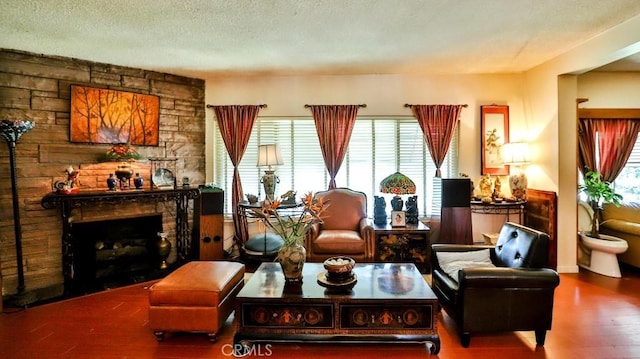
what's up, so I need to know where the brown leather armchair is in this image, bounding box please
[431,222,560,347]
[305,188,375,262]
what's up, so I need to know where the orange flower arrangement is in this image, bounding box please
[251,192,328,246]
[98,143,143,162]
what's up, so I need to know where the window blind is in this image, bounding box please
[612,132,640,202]
[213,117,459,217]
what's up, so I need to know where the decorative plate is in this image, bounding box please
[317,271,357,289]
[152,168,175,188]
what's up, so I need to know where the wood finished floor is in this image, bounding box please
[1,267,640,359]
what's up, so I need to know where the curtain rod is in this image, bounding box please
[577,98,589,105]
[578,108,640,119]
[206,104,267,108]
[404,103,468,108]
[255,115,415,119]
[304,104,367,108]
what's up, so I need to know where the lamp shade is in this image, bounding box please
[380,172,416,195]
[257,144,283,167]
[502,142,530,165]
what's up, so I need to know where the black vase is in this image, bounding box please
[106,173,117,191]
[134,173,144,189]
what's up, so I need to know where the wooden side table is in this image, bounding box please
[373,222,431,273]
[237,201,302,260]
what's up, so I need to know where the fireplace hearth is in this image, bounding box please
[71,214,164,294]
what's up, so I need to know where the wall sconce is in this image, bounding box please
[502,142,530,201]
[257,144,283,202]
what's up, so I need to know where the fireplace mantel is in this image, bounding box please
[41,188,200,294]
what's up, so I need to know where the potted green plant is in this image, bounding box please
[578,170,623,238]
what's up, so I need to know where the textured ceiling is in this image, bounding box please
[2,0,640,77]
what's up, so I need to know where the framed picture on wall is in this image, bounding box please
[481,105,510,175]
[70,85,160,145]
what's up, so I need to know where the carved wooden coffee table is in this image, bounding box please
[234,262,440,354]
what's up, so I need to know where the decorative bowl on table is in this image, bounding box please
[323,256,356,283]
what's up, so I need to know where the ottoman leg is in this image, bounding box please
[154,331,165,342]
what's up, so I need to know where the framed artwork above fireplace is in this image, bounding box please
[70,85,160,146]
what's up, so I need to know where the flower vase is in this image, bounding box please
[134,173,144,189]
[106,173,117,191]
[156,232,171,269]
[277,241,306,283]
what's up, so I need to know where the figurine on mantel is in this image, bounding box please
[54,165,80,194]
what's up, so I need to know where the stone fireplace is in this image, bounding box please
[70,214,163,294]
[41,187,200,296]
[0,49,205,303]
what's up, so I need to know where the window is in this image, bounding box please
[613,133,640,203]
[213,118,459,217]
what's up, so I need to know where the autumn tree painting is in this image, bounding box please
[70,85,160,146]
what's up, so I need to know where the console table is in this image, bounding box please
[470,201,525,243]
[41,188,200,293]
[470,200,526,223]
[234,262,440,354]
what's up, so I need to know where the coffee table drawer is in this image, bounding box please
[239,303,334,329]
[340,304,434,330]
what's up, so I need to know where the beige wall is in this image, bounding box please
[523,13,640,273]
[578,72,640,106]
[204,73,528,188]
[204,13,640,273]
[204,73,532,246]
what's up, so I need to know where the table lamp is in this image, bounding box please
[257,144,283,202]
[380,172,416,226]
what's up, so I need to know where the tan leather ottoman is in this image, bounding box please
[149,261,245,342]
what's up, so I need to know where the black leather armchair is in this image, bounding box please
[431,222,560,347]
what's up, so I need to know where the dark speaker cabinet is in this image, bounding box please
[192,188,224,260]
[440,179,473,244]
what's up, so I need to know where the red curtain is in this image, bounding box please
[596,119,640,182]
[212,105,261,247]
[309,105,360,189]
[411,104,464,177]
[578,119,597,176]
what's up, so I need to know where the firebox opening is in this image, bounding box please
[70,214,164,294]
